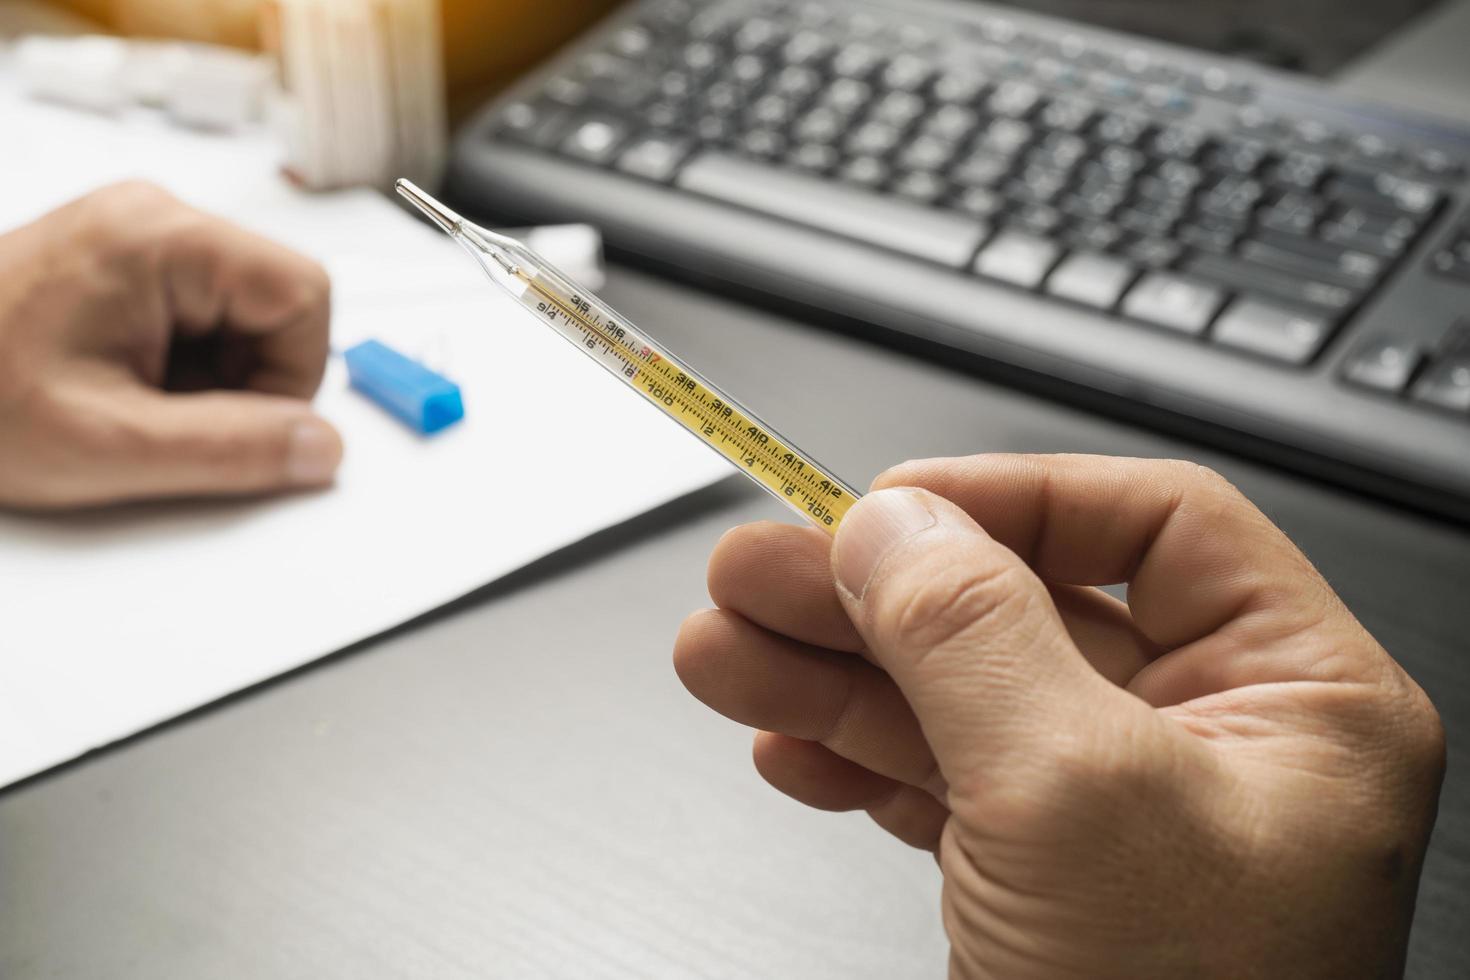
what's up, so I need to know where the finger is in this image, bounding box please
[59,380,342,503]
[158,206,332,399]
[674,609,941,794]
[830,488,1133,785]
[873,455,1344,657]
[708,522,863,653]
[1048,584,1162,686]
[753,733,947,851]
[709,520,1160,687]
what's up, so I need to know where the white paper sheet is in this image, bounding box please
[0,71,733,787]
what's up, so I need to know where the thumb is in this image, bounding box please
[830,488,1122,782]
[95,387,343,502]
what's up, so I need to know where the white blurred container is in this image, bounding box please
[264,0,447,192]
[15,34,272,131]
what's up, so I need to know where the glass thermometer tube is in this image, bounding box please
[395,180,860,534]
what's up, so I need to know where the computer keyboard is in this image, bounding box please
[448,0,1470,519]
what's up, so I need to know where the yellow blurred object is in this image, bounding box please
[54,0,622,109]
[53,0,263,46]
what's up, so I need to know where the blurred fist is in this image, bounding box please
[0,181,341,509]
[676,454,1444,978]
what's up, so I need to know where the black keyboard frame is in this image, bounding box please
[447,0,1470,521]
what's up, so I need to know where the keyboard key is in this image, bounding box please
[790,143,841,173]
[832,43,885,80]
[1212,299,1333,365]
[1257,193,1325,236]
[974,231,1063,289]
[1008,167,1068,205]
[1156,159,1204,195]
[840,155,891,188]
[1152,124,1209,160]
[924,105,979,142]
[496,99,569,149]
[734,17,785,54]
[1033,132,1089,172]
[1343,338,1424,393]
[701,81,743,115]
[1045,251,1137,309]
[682,41,721,75]
[891,170,947,204]
[1094,112,1150,147]
[782,31,835,67]
[1331,205,1418,241]
[616,136,693,182]
[1429,227,1470,282]
[1061,185,1126,220]
[1326,171,1441,217]
[1039,95,1096,133]
[1209,138,1271,175]
[1067,220,1124,252]
[560,116,630,164]
[988,81,1044,118]
[1415,147,1465,180]
[1125,236,1183,268]
[873,91,926,128]
[953,186,1004,218]
[1122,273,1225,335]
[1183,253,1357,314]
[884,54,935,92]
[1118,207,1181,238]
[1096,145,1145,180]
[544,73,591,108]
[1196,176,1263,219]
[1239,232,1384,288]
[794,107,844,143]
[1179,219,1238,253]
[1270,151,1329,191]
[824,78,873,116]
[645,101,686,131]
[900,136,958,172]
[1319,220,1409,259]
[773,65,823,100]
[729,54,768,90]
[847,121,903,157]
[748,94,797,128]
[738,128,787,159]
[1013,204,1064,235]
[591,73,656,113]
[933,69,988,105]
[1410,358,1470,414]
[952,152,1012,188]
[976,118,1035,157]
[676,153,989,267]
[611,26,654,59]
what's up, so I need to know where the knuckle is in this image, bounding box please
[82,180,180,231]
[1401,687,1447,780]
[75,181,193,264]
[277,254,333,326]
[887,559,1030,655]
[300,258,332,312]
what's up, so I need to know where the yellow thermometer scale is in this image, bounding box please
[396,180,860,534]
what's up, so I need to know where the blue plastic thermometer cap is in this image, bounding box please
[343,340,465,435]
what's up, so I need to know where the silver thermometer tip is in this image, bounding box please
[395,179,462,235]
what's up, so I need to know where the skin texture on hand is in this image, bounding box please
[0,181,342,509]
[674,454,1445,979]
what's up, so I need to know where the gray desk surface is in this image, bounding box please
[4,5,1470,979]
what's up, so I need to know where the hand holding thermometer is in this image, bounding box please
[395,179,861,534]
